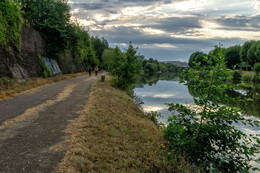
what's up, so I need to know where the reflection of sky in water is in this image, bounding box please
[134,81,194,122]
[134,80,260,169]
[234,89,248,96]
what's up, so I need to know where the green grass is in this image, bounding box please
[55,77,198,173]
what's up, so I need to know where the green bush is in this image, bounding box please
[254,62,260,76]
[164,45,260,172]
[111,44,142,91]
[0,0,22,51]
[242,74,253,82]
[0,77,14,88]
[38,56,52,78]
[232,70,242,81]
[252,75,260,83]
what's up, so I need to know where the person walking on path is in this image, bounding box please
[95,66,99,76]
[88,66,92,76]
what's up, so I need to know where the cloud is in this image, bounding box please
[69,0,260,61]
[213,15,260,31]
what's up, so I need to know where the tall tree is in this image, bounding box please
[91,36,109,68]
[240,40,257,66]
[17,0,71,57]
[247,41,260,66]
[224,45,241,69]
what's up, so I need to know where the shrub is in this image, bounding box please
[164,45,260,172]
[242,74,252,82]
[254,62,260,76]
[0,0,22,51]
[0,77,14,88]
[38,56,52,78]
[232,70,242,81]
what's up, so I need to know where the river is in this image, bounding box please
[134,73,260,169]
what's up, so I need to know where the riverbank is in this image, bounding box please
[55,76,197,172]
[0,72,88,101]
[240,70,260,83]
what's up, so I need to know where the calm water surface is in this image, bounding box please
[134,74,260,169]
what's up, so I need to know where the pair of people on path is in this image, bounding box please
[88,66,99,76]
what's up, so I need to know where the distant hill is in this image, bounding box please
[160,61,189,67]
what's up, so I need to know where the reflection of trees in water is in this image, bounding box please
[135,73,178,86]
[187,84,260,118]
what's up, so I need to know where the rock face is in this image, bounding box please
[58,51,85,74]
[0,26,86,80]
[0,26,45,80]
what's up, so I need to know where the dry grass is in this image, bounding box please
[241,71,254,76]
[0,72,86,101]
[55,77,197,173]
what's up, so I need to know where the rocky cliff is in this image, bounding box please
[0,26,45,80]
[0,26,86,81]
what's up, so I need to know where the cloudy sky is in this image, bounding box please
[68,0,260,62]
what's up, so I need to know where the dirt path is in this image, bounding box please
[0,74,100,173]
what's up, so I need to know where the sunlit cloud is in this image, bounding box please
[70,8,79,15]
[161,0,213,12]
[69,0,260,61]
[143,106,166,112]
[152,94,176,99]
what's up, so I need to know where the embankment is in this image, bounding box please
[55,77,196,172]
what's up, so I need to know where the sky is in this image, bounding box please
[68,0,260,62]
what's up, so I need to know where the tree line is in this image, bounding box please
[188,40,260,71]
[1,0,109,71]
[1,0,178,91]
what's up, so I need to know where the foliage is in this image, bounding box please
[111,43,142,91]
[188,51,207,68]
[142,58,178,74]
[149,111,162,124]
[38,56,52,78]
[102,48,116,71]
[224,45,241,69]
[240,40,257,66]
[17,0,71,57]
[0,77,14,89]
[163,45,260,172]
[232,70,242,81]
[68,22,99,68]
[247,41,260,66]
[254,63,260,76]
[0,0,22,51]
[91,36,109,67]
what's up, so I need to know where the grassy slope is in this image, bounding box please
[56,77,196,173]
[0,72,87,101]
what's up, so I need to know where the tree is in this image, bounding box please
[17,0,71,57]
[240,40,257,67]
[91,36,109,68]
[188,51,207,68]
[224,45,241,69]
[0,0,22,51]
[247,41,260,66]
[144,62,157,74]
[111,43,142,91]
[102,48,115,71]
[164,45,260,172]
[254,62,260,76]
[188,51,202,68]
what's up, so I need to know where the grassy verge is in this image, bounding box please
[239,71,260,83]
[55,76,197,173]
[0,72,87,101]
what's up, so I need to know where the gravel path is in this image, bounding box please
[0,74,99,173]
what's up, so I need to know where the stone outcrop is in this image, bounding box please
[0,26,45,80]
[0,26,86,80]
